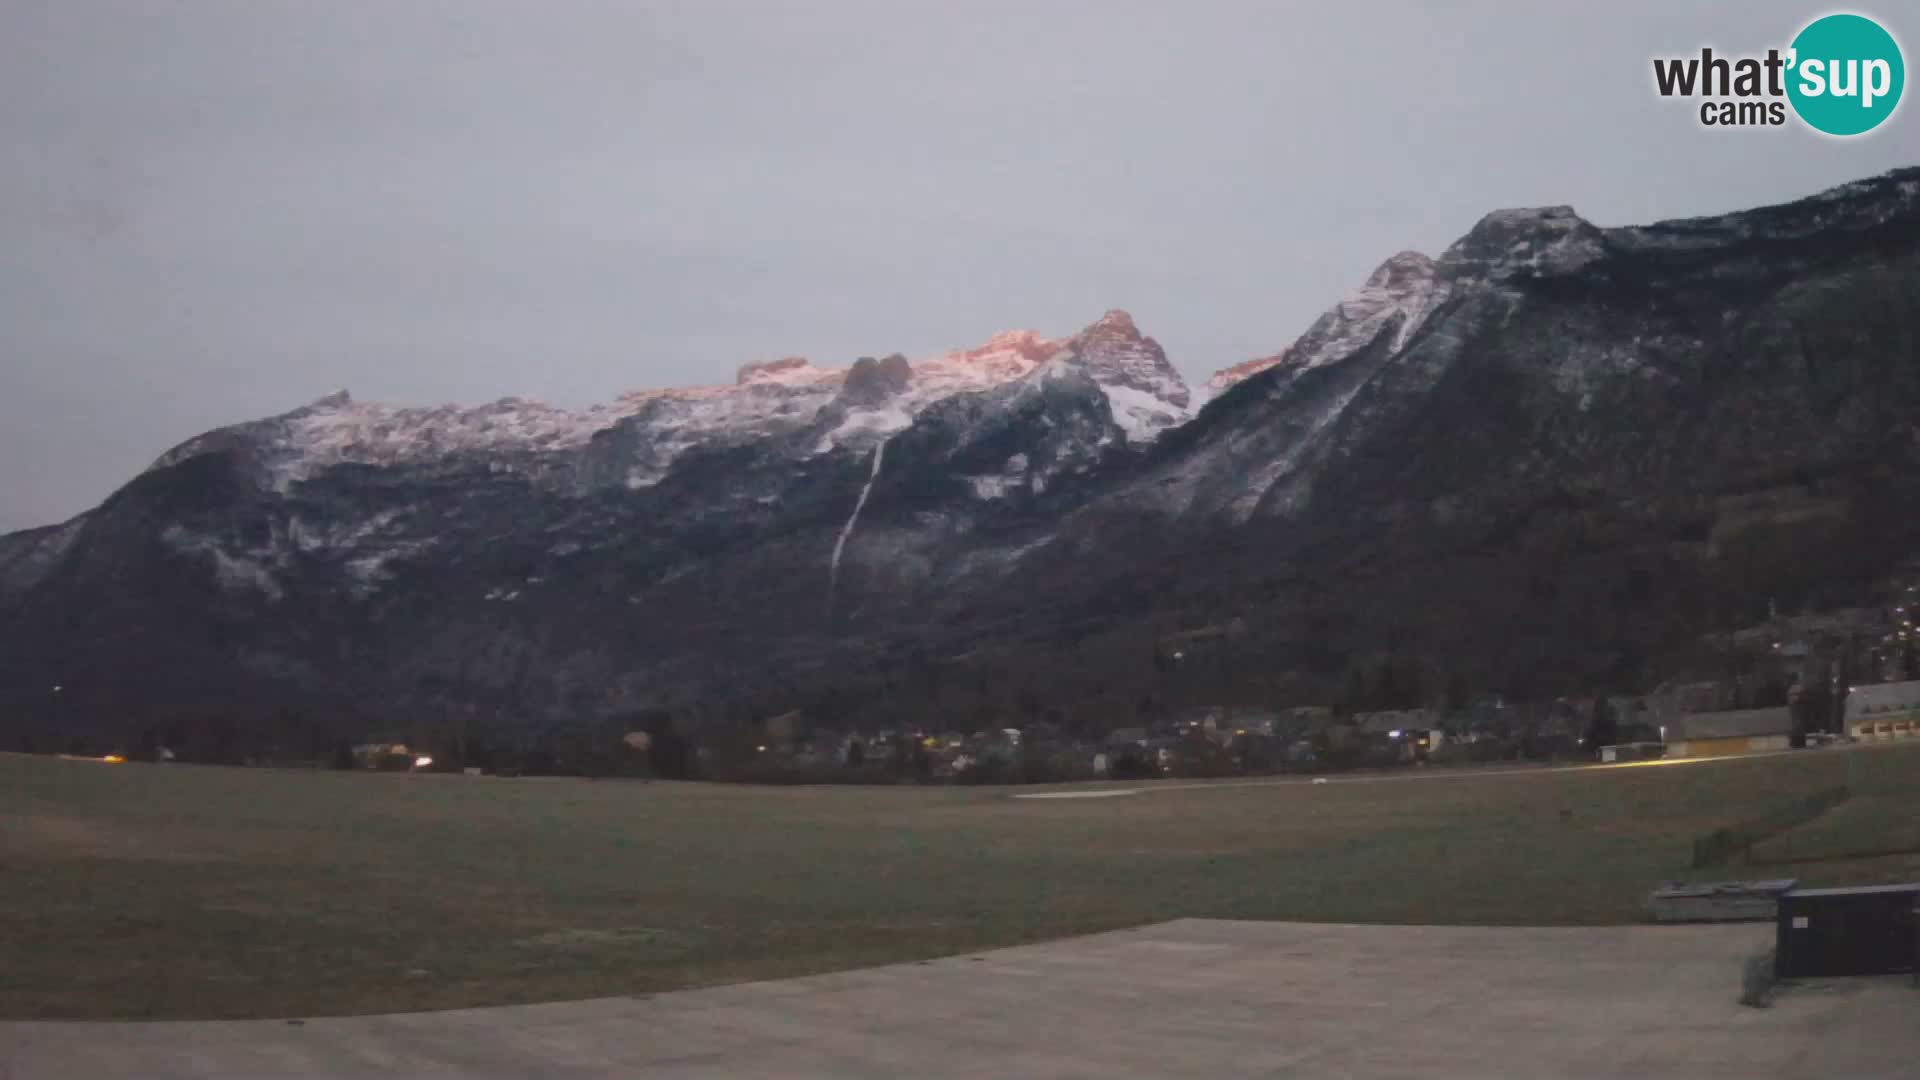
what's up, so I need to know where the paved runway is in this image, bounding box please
[4,920,1913,1078]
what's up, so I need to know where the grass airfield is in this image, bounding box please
[4,745,1917,1019]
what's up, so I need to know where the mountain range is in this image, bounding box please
[5,167,1919,749]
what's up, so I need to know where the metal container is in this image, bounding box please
[1774,883,1920,979]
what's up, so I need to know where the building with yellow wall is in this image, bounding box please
[1663,706,1792,759]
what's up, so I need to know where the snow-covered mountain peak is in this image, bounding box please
[146,313,1196,496]
[1204,250,1442,401]
[1364,250,1435,290]
[1329,249,1440,332]
[1040,310,1193,443]
[1443,204,1605,280]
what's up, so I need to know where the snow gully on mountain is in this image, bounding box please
[828,437,887,612]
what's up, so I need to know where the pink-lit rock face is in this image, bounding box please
[956,329,1062,367]
[1039,310,1193,442]
[734,356,837,387]
[146,315,1195,493]
[1205,350,1295,395]
[908,330,1064,399]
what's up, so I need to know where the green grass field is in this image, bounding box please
[4,746,1918,1020]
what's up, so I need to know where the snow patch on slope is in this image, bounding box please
[1044,310,1193,442]
[1101,381,1188,443]
[1229,382,1366,521]
[828,439,888,607]
[161,525,285,601]
[965,453,1031,501]
[0,516,88,594]
[1204,251,1441,401]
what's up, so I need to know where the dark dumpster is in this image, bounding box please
[1774,883,1920,979]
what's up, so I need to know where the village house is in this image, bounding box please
[1606,696,1657,742]
[792,728,851,766]
[1020,721,1069,747]
[1354,708,1443,762]
[1662,706,1793,759]
[1094,727,1151,777]
[762,709,805,753]
[1179,706,1284,742]
[1527,701,1586,752]
[961,729,1021,767]
[1590,696,1664,760]
[1267,707,1332,745]
[1147,733,1196,775]
[1444,696,1512,742]
[1647,680,1732,733]
[349,739,414,769]
[1276,705,1336,741]
[1844,680,1920,740]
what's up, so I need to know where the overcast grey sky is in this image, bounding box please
[2,2,1915,532]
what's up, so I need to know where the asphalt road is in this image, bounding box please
[5,920,1913,1079]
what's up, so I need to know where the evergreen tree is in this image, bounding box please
[1582,698,1618,754]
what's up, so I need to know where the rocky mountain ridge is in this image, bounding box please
[5,167,1919,747]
